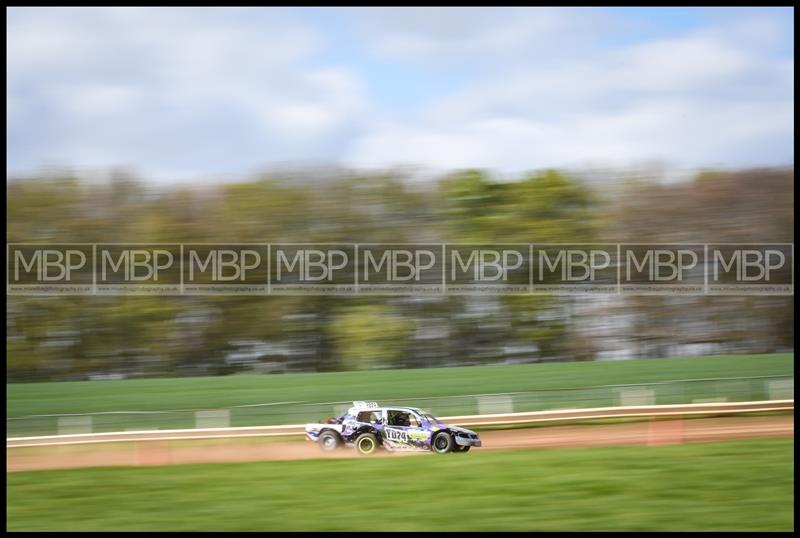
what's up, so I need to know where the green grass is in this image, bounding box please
[6,439,794,531]
[6,353,793,436]
[8,353,793,416]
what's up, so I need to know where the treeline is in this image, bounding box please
[6,167,794,382]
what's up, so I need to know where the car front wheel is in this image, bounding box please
[318,430,341,452]
[453,445,471,453]
[432,432,454,454]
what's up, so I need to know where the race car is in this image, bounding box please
[305,401,482,455]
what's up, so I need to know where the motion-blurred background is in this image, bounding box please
[6,166,795,382]
[7,7,794,383]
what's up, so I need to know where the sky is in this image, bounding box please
[6,7,795,182]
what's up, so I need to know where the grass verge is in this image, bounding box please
[7,438,794,531]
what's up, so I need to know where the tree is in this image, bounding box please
[329,304,414,371]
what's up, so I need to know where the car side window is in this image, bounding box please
[357,411,380,423]
[387,411,412,427]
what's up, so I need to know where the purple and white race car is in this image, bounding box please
[305,401,482,455]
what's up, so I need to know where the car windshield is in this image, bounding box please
[422,413,443,425]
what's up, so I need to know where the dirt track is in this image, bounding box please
[7,415,793,472]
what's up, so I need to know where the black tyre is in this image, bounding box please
[453,445,471,453]
[318,430,341,452]
[432,432,454,454]
[355,433,379,455]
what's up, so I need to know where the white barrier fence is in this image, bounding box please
[7,399,793,448]
[7,375,793,438]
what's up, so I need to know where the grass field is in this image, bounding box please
[6,353,793,436]
[6,439,794,531]
[8,353,793,416]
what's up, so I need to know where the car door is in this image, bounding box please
[383,409,412,447]
[384,410,428,449]
[404,411,431,448]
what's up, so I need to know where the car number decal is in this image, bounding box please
[385,428,408,443]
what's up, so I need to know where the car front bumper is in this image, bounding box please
[454,435,481,447]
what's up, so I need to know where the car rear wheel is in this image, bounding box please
[432,432,454,454]
[318,430,341,452]
[355,433,379,455]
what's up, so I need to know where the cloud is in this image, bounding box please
[353,7,617,68]
[7,7,369,179]
[6,8,794,180]
[347,12,794,174]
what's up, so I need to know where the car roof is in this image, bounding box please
[352,406,425,413]
[348,402,432,415]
